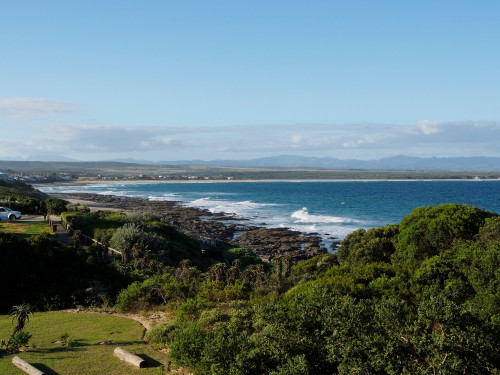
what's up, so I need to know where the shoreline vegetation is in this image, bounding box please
[1,179,499,374]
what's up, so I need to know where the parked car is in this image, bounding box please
[0,207,22,220]
[0,213,8,222]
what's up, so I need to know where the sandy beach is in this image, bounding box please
[46,193,130,212]
[34,177,500,192]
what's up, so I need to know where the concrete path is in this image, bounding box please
[50,216,71,245]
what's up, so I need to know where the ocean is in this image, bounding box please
[39,180,500,243]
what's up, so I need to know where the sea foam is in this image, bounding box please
[183,197,275,216]
[291,207,358,224]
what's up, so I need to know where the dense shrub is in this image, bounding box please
[115,274,182,312]
[109,223,169,263]
[223,247,263,268]
[337,225,398,265]
[169,323,208,368]
[395,203,497,262]
[146,322,183,349]
[43,198,69,214]
[162,204,499,374]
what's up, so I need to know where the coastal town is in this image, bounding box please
[0,170,236,183]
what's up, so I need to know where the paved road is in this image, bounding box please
[19,214,45,222]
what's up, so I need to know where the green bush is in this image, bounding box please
[198,308,231,327]
[114,274,184,312]
[338,225,399,265]
[109,223,169,264]
[176,298,212,322]
[395,204,497,262]
[169,323,207,368]
[146,322,182,349]
[43,197,69,214]
[5,330,32,352]
[291,253,339,277]
[115,282,149,312]
[223,247,262,268]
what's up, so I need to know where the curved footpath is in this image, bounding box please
[63,309,171,332]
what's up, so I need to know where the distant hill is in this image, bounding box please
[0,179,47,199]
[1,156,499,181]
[113,155,500,171]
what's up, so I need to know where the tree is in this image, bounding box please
[208,263,227,283]
[9,304,32,334]
[43,198,68,215]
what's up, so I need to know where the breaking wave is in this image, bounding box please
[291,207,359,224]
[183,197,275,216]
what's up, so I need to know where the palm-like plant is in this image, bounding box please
[9,304,32,334]
[209,263,227,282]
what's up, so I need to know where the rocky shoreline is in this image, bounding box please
[56,193,329,262]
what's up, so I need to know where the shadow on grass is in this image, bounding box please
[29,345,84,354]
[28,339,144,355]
[137,353,164,368]
[31,363,61,375]
[109,340,145,346]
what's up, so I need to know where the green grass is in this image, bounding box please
[0,221,52,240]
[0,312,175,374]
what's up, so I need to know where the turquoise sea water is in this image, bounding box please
[40,180,500,241]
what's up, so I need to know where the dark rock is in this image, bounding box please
[62,193,328,263]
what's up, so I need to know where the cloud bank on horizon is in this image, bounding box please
[0,97,498,161]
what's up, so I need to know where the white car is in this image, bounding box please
[0,207,22,220]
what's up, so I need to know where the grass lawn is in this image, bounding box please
[0,221,52,240]
[0,312,177,375]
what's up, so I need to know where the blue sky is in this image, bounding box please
[1,1,499,161]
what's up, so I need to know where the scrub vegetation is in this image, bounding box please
[0,181,498,374]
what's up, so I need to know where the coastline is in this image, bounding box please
[37,179,500,259]
[46,192,329,262]
[46,193,129,212]
[35,176,500,188]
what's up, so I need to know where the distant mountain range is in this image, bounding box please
[112,155,500,171]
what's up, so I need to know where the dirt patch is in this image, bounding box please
[63,309,173,332]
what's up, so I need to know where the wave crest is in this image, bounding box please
[184,197,275,215]
[291,207,358,224]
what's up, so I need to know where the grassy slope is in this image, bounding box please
[0,312,173,375]
[0,180,47,200]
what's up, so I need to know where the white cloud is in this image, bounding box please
[418,120,442,135]
[0,97,77,119]
[0,120,499,160]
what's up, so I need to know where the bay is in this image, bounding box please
[40,180,500,242]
